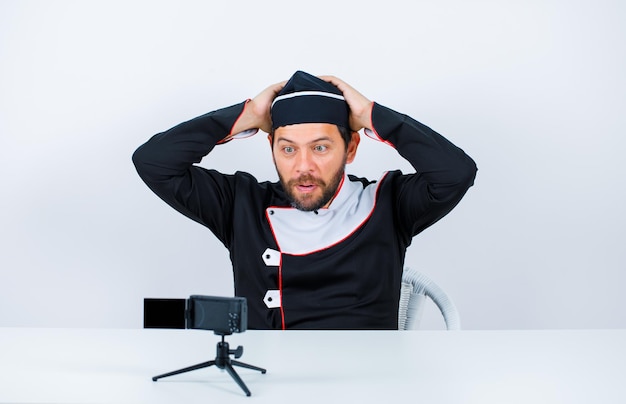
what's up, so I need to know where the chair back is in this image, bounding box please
[398,267,461,330]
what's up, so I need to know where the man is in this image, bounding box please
[133,71,477,330]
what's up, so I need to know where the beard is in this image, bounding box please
[279,165,346,212]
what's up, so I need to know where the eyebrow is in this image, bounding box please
[275,136,334,145]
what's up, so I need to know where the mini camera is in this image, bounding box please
[144,295,247,335]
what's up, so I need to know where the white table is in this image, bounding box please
[0,328,624,403]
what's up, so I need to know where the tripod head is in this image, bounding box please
[213,332,244,359]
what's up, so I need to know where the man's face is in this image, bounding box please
[271,123,359,211]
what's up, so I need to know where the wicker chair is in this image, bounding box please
[398,267,461,330]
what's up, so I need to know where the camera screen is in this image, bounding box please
[143,298,186,329]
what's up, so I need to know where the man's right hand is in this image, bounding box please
[231,80,286,135]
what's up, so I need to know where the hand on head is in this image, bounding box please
[318,75,373,132]
[231,73,373,135]
[231,80,287,135]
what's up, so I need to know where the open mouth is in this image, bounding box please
[288,174,325,196]
[296,183,317,193]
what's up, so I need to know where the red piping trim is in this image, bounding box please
[278,255,286,330]
[367,102,395,149]
[266,208,286,329]
[217,99,251,144]
[368,101,375,135]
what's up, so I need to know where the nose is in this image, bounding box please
[295,148,315,173]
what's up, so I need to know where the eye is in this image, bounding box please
[313,145,328,153]
[283,146,295,154]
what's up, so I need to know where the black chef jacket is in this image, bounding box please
[133,101,477,330]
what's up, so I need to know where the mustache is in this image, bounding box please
[287,174,326,188]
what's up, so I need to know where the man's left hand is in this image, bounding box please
[319,75,373,132]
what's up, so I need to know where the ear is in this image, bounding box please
[346,131,360,164]
[267,133,273,148]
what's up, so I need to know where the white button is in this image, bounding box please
[262,248,281,266]
[263,290,281,308]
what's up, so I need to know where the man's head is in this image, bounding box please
[268,71,360,211]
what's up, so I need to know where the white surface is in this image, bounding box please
[1,0,625,330]
[0,328,625,403]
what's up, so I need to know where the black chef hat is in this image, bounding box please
[271,70,349,130]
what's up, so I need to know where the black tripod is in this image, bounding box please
[152,333,266,396]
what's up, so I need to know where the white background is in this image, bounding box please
[1,0,624,329]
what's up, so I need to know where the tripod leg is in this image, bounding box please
[224,362,252,397]
[152,360,215,381]
[231,360,267,374]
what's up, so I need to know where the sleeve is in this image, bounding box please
[366,102,478,239]
[131,101,251,246]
